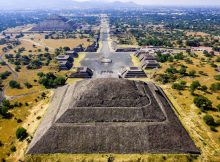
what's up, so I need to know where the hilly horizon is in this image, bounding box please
[0,0,141,10]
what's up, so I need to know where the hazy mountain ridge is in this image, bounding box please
[0,0,141,9]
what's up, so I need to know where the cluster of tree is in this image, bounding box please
[203,50,214,58]
[138,37,173,47]
[156,73,177,84]
[165,65,196,78]
[5,52,53,70]
[38,72,66,89]
[156,52,185,63]
[9,80,20,89]
[186,39,200,47]
[0,71,11,80]
[26,59,43,69]
[172,81,186,90]
[0,99,24,119]
[194,95,212,111]
[0,100,13,118]
[203,114,220,132]
[189,80,209,94]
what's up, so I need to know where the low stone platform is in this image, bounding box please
[69,67,93,78]
[27,79,199,155]
[119,66,147,78]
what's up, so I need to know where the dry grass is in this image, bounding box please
[0,91,50,161]
[41,38,91,49]
[7,91,53,162]
[25,153,197,162]
[186,32,210,37]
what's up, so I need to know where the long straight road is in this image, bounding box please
[81,15,132,78]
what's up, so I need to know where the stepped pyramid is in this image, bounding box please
[27,79,199,154]
[31,15,74,31]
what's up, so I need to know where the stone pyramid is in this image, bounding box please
[31,15,74,31]
[27,79,199,154]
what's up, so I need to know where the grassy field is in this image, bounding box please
[41,38,91,49]
[25,153,198,162]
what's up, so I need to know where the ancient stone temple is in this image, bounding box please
[31,15,74,31]
[27,79,199,154]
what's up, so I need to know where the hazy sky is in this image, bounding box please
[75,0,220,6]
[2,0,220,7]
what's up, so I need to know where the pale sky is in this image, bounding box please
[75,0,220,6]
[1,0,220,7]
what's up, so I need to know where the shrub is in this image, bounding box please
[9,80,20,89]
[172,81,186,90]
[210,83,220,92]
[188,70,196,77]
[0,140,3,147]
[200,85,208,92]
[190,80,201,92]
[10,146,16,152]
[194,95,212,111]
[16,127,28,140]
[214,75,220,81]
[210,126,218,132]
[24,82,32,89]
[203,115,215,126]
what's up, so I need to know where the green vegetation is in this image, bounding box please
[38,72,66,89]
[210,82,220,92]
[16,127,28,141]
[190,81,201,93]
[9,80,20,89]
[203,115,215,126]
[194,95,212,111]
[172,81,186,91]
[0,71,11,80]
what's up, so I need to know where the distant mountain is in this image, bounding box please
[0,0,142,10]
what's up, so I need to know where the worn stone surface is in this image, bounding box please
[27,78,199,154]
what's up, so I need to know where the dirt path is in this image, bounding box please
[20,38,55,50]
[0,50,18,102]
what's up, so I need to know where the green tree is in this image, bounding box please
[210,83,220,92]
[16,127,28,140]
[9,80,20,89]
[190,80,201,93]
[194,95,212,111]
[203,115,215,126]
[188,70,196,77]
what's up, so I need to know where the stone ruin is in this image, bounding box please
[27,78,199,154]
